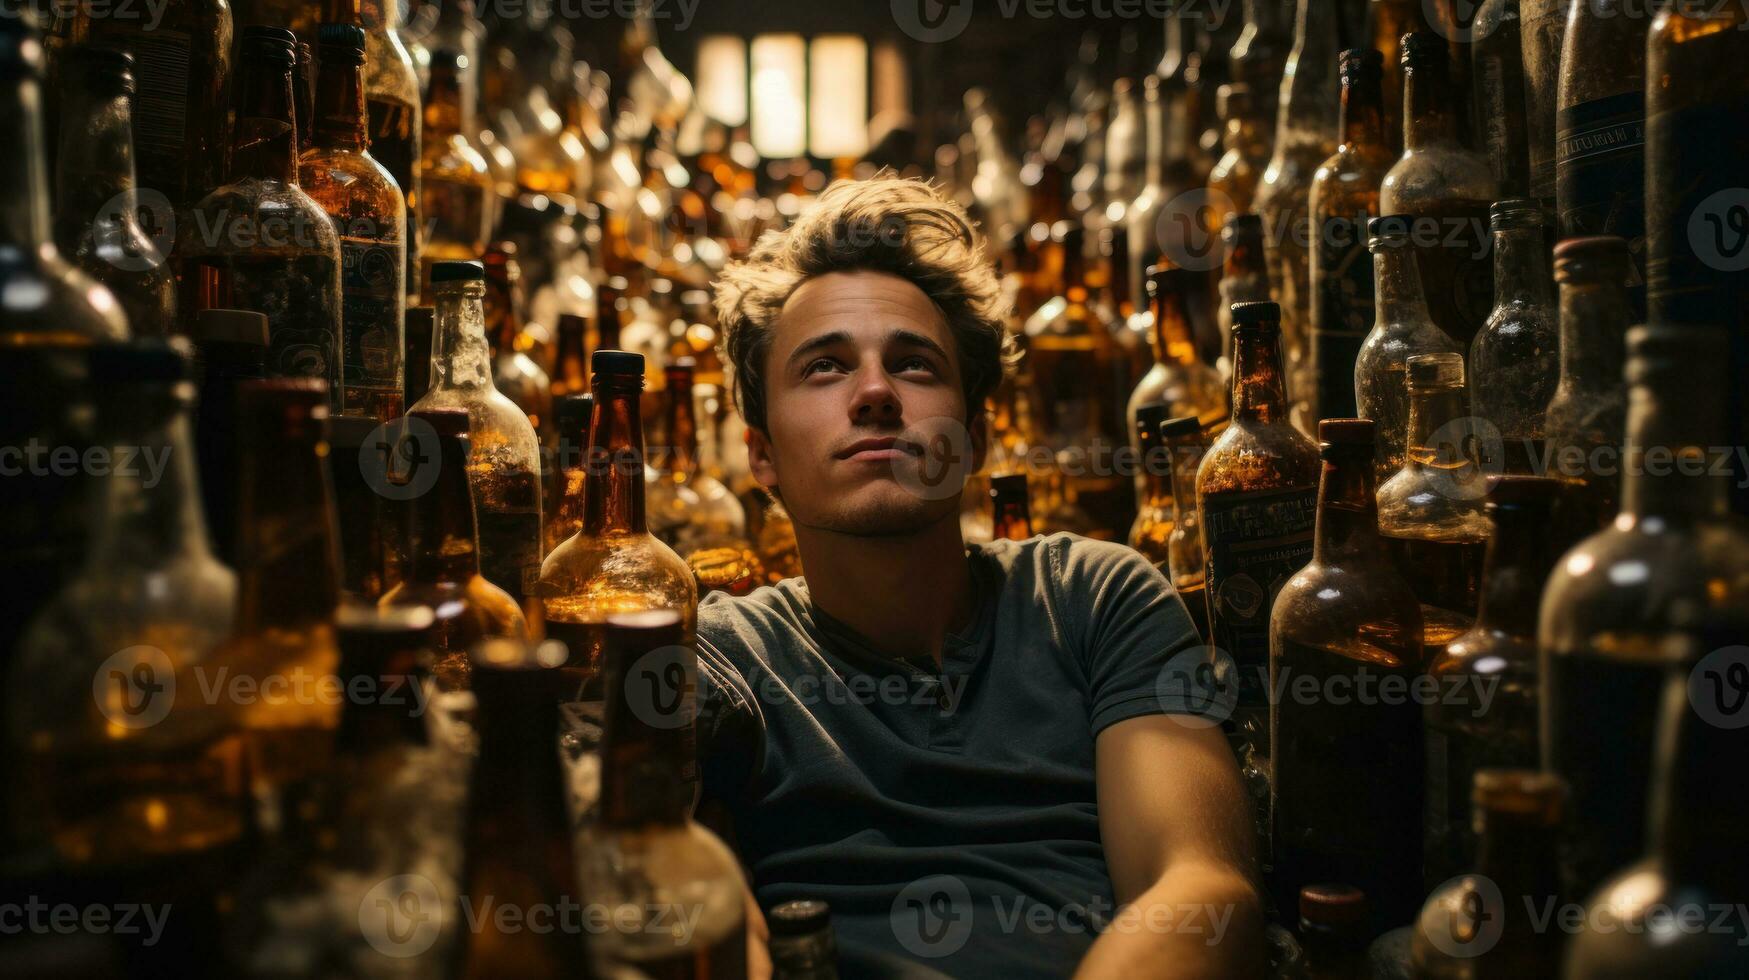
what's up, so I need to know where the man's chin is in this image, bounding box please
[805,485,958,538]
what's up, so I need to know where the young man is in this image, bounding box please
[701,177,1261,978]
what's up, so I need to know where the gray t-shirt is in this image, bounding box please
[695,533,1215,978]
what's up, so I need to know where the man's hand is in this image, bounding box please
[1076,714,1263,979]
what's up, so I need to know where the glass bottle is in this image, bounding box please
[545,392,592,554]
[457,640,589,978]
[990,472,1035,542]
[212,377,342,836]
[1472,0,1532,199]
[190,308,268,570]
[0,16,127,344]
[1129,9,1210,321]
[1563,616,1749,977]
[1353,215,1462,479]
[1297,884,1369,980]
[1198,302,1321,753]
[299,23,406,422]
[1128,402,1176,564]
[404,303,434,408]
[1207,83,1271,227]
[1162,415,1212,645]
[355,0,421,299]
[411,260,544,601]
[1228,0,1294,159]
[176,26,344,403]
[768,899,839,980]
[578,610,747,977]
[1542,235,1631,533]
[1470,199,1556,475]
[417,47,490,301]
[1380,32,1496,351]
[9,340,240,867]
[380,407,526,691]
[1518,0,1565,210]
[648,357,751,560]
[550,311,590,399]
[1309,48,1393,423]
[1127,263,1228,501]
[1195,2,1246,174]
[328,414,393,602]
[483,241,553,437]
[538,350,696,694]
[1269,416,1424,935]
[1377,353,1491,644]
[1365,0,1433,157]
[1254,0,1341,405]
[52,46,176,337]
[1411,770,1564,977]
[1217,213,1272,380]
[1555,0,1646,316]
[1538,324,1749,904]
[1423,476,1566,888]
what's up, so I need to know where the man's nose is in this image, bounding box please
[849,368,902,423]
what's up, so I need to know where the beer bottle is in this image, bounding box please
[551,311,590,399]
[991,473,1035,542]
[1542,236,1631,532]
[1162,415,1213,646]
[1269,417,1424,934]
[1297,884,1369,980]
[769,899,840,980]
[417,48,491,301]
[190,308,269,570]
[1470,199,1557,475]
[1127,264,1227,504]
[1128,403,1176,564]
[1539,325,1749,904]
[545,392,593,554]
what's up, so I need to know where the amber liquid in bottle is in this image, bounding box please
[1128,404,1176,564]
[418,49,491,301]
[1163,415,1212,646]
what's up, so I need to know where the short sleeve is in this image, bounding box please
[695,602,769,804]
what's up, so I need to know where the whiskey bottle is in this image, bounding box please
[544,392,592,554]
[1380,32,1496,350]
[0,16,127,343]
[1162,415,1213,646]
[1207,84,1271,225]
[52,46,176,337]
[410,260,544,601]
[648,357,751,561]
[1128,402,1176,565]
[354,0,422,299]
[1555,0,1646,315]
[990,472,1035,542]
[1353,216,1461,479]
[416,47,490,300]
[177,27,344,402]
[191,308,269,570]
[1126,264,1227,502]
[299,23,406,422]
[1471,0,1532,199]
[1542,235,1631,532]
[577,610,748,979]
[1198,302,1320,742]
[1411,770,1564,976]
[482,241,553,437]
[1423,476,1566,888]
[380,407,525,692]
[538,350,696,692]
[1269,417,1424,935]
[1217,213,1273,380]
[1539,324,1749,904]
[1470,199,1556,475]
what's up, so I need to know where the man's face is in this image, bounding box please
[749,269,984,537]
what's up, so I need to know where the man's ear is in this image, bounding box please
[746,425,780,491]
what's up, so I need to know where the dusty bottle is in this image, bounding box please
[1469,199,1556,475]
[1228,0,1294,159]
[1208,83,1271,227]
[1422,476,1567,889]
[769,899,840,980]
[483,241,553,437]
[1269,416,1424,935]
[1217,213,1273,380]
[1380,32,1496,351]
[417,48,490,301]
[1162,415,1212,646]
[1126,263,1227,501]
[1538,324,1749,904]
[299,22,406,422]
[1471,0,1532,199]
[544,392,592,553]
[1542,235,1631,533]
[1518,0,1564,209]
[354,0,422,298]
[410,260,544,601]
[1309,48,1394,422]
[1353,215,1462,479]
[1128,402,1177,564]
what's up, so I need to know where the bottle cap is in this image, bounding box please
[1299,884,1368,927]
[317,23,366,62]
[767,899,832,937]
[240,25,298,65]
[1553,235,1631,284]
[1318,418,1375,446]
[592,349,645,376]
[1229,301,1280,325]
[1158,416,1203,441]
[88,339,192,384]
[1338,47,1381,84]
[1135,402,1175,439]
[430,260,486,283]
[1405,352,1464,388]
[193,308,270,348]
[1400,31,1447,70]
[1472,769,1565,822]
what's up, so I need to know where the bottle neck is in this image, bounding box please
[1493,226,1552,309]
[430,284,497,394]
[54,82,138,252]
[231,57,300,183]
[1472,504,1559,637]
[424,64,472,138]
[661,377,698,478]
[1338,71,1386,152]
[1374,243,1435,328]
[1555,280,1629,398]
[408,433,481,583]
[1475,810,1562,901]
[1275,0,1341,147]
[0,66,51,250]
[89,392,215,570]
[1403,61,1458,150]
[312,54,369,150]
[599,646,696,828]
[1149,278,1198,368]
[236,431,341,632]
[468,688,572,854]
[1622,374,1730,521]
[1231,328,1291,425]
[1403,384,1472,472]
[584,382,648,534]
[485,266,521,354]
[1313,447,1383,563]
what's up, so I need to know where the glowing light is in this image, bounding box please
[751,35,806,160]
[808,35,868,159]
[696,36,748,126]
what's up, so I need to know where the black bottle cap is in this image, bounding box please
[1229,300,1280,325]
[1400,32,1447,70]
[193,308,270,348]
[767,899,831,937]
[240,25,298,65]
[1158,416,1202,441]
[430,260,486,283]
[317,23,367,61]
[1135,402,1175,437]
[1318,418,1375,447]
[592,349,645,376]
[88,339,193,384]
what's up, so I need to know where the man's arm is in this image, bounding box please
[1077,714,1264,979]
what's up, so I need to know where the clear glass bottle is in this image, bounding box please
[1163,415,1212,646]
[538,350,696,695]
[1208,83,1271,226]
[1128,403,1176,565]
[9,340,239,867]
[1423,476,1567,888]
[578,610,747,978]
[416,48,489,301]
[1470,199,1556,475]
[1472,0,1532,200]
[356,0,421,299]
[1518,0,1565,209]
[299,23,406,422]
[1269,416,1424,936]
[176,27,344,404]
[1538,324,1749,905]
[1354,215,1462,479]
[1126,263,1228,501]
[1309,48,1394,423]
[1379,32,1497,351]
[648,357,751,561]
[482,241,553,438]
[52,46,176,337]
[411,260,544,602]
[0,17,127,344]
[1542,235,1631,533]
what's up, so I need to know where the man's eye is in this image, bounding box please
[896,356,935,374]
[803,358,842,376]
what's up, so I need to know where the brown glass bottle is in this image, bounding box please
[545,392,592,553]
[649,357,750,557]
[1162,415,1213,646]
[1542,236,1631,533]
[457,641,589,978]
[176,27,344,403]
[191,308,268,570]
[483,241,553,436]
[1127,264,1227,502]
[1470,199,1557,475]
[1365,0,1434,156]
[1422,476,1566,889]
[1269,417,1424,935]
[351,0,421,299]
[380,408,526,691]
[1309,49,1394,422]
[1471,0,1532,200]
[1199,303,1321,732]
[1539,325,1749,904]
[404,303,434,407]
[991,472,1035,542]
[538,350,696,693]
[1228,0,1294,159]
[1128,403,1176,564]
[1412,770,1565,976]
[52,46,176,337]
[1556,0,1646,316]
[417,48,490,301]
[1297,884,1369,980]
[299,23,406,421]
[1217,214,1273,379]
[551,311,590,399]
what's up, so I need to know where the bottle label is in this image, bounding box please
[1201,483,1316,705]
[1311,214,1374,419]
[339,236,404,418]
[1556,91,1647,294]
[126,30,192,199]
[367,96,419,294]
[476,507,541,600]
